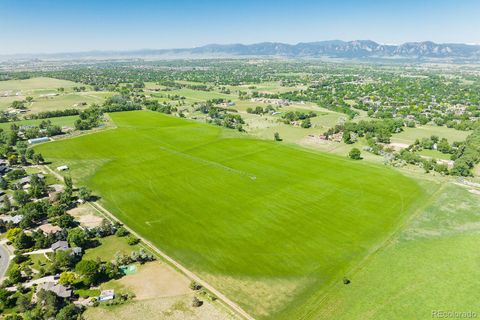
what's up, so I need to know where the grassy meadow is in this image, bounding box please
[0,77,113,113]
[391,125,471,145]
[36,111,425,319]
[0,115,78,131]
[310,183,480,319]
[0,77,79,92]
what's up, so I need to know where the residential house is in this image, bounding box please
[0,214,24,225]
[38,282,72,298]
[51,240,69,252]
[38,223,62,236]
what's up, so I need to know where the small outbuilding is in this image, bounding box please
[98,289,115,301]
[71,247,83,256]
[28,137,50,144]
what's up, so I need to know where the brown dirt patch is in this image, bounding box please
[68,204,103,228]
[84,295,238,320]
[119,262,191,300]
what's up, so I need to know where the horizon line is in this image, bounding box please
[1,39,480,57]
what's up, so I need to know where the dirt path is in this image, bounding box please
[43,165,253,320]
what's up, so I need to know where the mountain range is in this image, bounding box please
[3,40,480,61]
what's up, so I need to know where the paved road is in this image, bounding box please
[0,241,11,280]
[6,275,56,292]
[23,248,53,255]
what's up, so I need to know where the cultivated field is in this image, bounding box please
[36,111,425,319]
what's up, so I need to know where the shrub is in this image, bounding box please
[192,296,203,308]
[189,281,202,291]
[127,235,140,245]
[349,148,362,160]
[115,226,129,237]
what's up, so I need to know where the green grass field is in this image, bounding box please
[392,125,471,145]
[417,149,452,160]
[310,183,480,319]
[36,111,425,319]
[152,88,237,104]
[83,235,141,262]
[0,77,79,92]
[0,115,78,131]
[0,77,114,112]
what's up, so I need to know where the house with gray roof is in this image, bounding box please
[51,240,69,252]
[38,282,72,298]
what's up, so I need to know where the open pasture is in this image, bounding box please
[225,81,306,94]
[0,77,113,112]
[0,115,78,131]
[36,111,425,319]
[26,92,110,113]
[152,88,237,104]
[0,77,79,93]
[310,183,480,319]
[391,125,471,145]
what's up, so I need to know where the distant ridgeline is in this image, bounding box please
[452,128,480,176]
[2,40,480,61]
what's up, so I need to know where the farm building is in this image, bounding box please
[28,137,50,144]
[56,165,69,171]
[98,289,115,301]
[71,247,82,255]
[20,125,36,130]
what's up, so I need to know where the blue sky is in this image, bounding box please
[1,0,479,54]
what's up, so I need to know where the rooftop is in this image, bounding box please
[38,282,72,298]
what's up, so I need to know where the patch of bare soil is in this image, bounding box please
[84,295,238,320]
[119,262,191,300]
[68,204,103,228]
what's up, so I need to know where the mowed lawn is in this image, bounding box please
[36,111,425,319]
